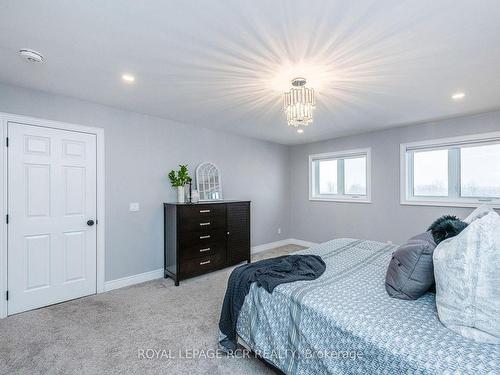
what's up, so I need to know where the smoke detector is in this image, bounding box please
[19,49,45,64]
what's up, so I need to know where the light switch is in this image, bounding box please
[129,202,140,212]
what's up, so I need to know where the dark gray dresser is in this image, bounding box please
[163,201,250,285]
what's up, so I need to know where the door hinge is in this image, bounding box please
[5,291,8,301]
[5,214,8,224]
[5,137,8,147]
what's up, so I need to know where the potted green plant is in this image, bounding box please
[168,165,191,203]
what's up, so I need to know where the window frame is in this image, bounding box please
[309,148,371,203]
[400,132,500,208]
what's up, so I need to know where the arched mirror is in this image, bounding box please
[196,162,223,201]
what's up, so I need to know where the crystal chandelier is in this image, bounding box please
[283,77,315,127]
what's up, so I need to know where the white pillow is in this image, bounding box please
[433,211,500,343]
[463,205,494,224]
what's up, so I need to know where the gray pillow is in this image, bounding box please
[385,232,437,300]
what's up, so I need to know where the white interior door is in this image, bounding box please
[7,122,97,315]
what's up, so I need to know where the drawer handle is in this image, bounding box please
[200,248,211,252]
[199,209,211,213]
[200,222,211,226]
[200,235,211,239]
[200,260,211,265]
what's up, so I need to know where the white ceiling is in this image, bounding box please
[1,0,500,145]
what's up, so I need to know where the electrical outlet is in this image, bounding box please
[129,202,140,212]
[278,227,282,234]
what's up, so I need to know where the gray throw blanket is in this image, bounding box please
[218,254,326,352]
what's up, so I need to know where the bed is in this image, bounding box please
[235,238,500,374]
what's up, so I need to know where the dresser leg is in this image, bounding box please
[164,269,179,285]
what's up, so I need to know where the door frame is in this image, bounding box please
[0,112,105,318]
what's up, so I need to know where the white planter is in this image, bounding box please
[177,186,185,203]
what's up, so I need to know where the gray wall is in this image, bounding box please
[290,111,500,245]
[0,83,291,281]
[1,81,499,281]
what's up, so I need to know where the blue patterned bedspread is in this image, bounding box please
[236,239,500,374]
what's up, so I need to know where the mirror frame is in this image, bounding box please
[195,162,223,201]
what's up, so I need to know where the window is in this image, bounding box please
[310,148,371,202]
[413,149,448,197]
[401,132,500,207]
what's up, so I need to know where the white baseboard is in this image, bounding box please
[287,238,319,248]
[104,268,164,292]
[251,238,318,254]
[103,239,319,293]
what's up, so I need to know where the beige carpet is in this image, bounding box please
[0,244,305,375]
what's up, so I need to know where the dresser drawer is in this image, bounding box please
[178,204,226,220]
[178,229,226,248]
[179,240,226,261]
[178,214,226,233]
[180,252,225,277]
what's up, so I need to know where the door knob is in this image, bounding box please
[87,219,95,226]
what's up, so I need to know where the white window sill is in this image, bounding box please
[400,199,500,209]
[310,197,372,204]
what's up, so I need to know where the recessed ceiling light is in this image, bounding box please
[122,74,135,83]
[297,129,304,134]
[452,92,465,100]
